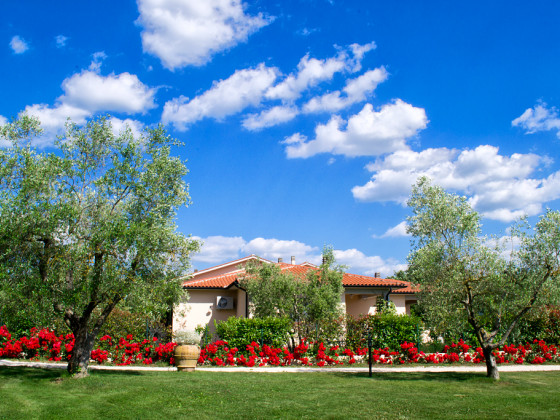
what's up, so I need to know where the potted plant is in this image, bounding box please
[173,330,201,372]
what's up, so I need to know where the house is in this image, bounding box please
[172,255,418,334]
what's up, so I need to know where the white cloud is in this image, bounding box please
[161,43,378,130]
[108,117,145,139]
[243,238,319,262]
[303,67,388,113]
[55,35,68,48]
[10,36,29,54]
[137,0,272,70]
[23,103,90,141]
[265,43,377,102]
[191,235,247,264]
[89,51,108,71]
[162,64,278,130]
[374,221,409,238]
[284,100,428,158]
[61,70,156,114]
[22,67,156,144]
[242,105,298,131]
[348,42,376,72]
[334,248,406,277]
[352,145,560,222]
[512,102,560,138]
[265,54,346,102]
[191,235,403,276]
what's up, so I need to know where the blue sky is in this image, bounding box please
[2,0,560,276]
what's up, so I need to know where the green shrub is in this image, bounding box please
[510,306,560,345]
[98,308,171,342]
[214,316,292,349]
[346,313,422,350]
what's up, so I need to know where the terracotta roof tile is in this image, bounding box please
[183,272,240,289]
[183,261,417,292]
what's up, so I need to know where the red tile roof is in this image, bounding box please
[392,283,420,294]
[183,271,241,289]
[183,259,416,292]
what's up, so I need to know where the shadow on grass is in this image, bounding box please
[89,369,144,377]
[0,366,147,381]
[0,366,63,380]
[331,371,490,382]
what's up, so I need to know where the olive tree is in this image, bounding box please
[239,247,344,346]
[406,177,560,380]
[0,115,199,377]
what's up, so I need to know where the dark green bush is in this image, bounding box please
[214,316,292,349]
[98,308,170,342]
[346,313,422,350]
[510,307,560,344]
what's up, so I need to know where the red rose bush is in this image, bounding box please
[1,325,558,367]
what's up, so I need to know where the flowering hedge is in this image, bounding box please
[1,325,559,367]
[0,325,175,366]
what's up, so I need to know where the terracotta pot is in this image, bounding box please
[174,344,200,372]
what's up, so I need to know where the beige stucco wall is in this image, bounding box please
[345,294,379,318]
[390,295,407,315]
[173,288,416,334]
[173,287,247,335]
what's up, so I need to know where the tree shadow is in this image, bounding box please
[331,371,490,382]
[89,369,144,377]
[0,366,64,380]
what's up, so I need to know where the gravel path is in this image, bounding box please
[2,358,560,373]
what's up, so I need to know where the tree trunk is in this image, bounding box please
[68,323,96,377]
[482,345,500,380]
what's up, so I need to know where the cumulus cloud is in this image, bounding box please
[283,100,428,158]
[21,66,156,144]
[243,237,319,262]
[265,55,345,102]
[191,235,247,264]
[242,105,298,130]
[10,36,29,54]
[303,67,388,113]
[161,42,378,130]
[162,64,278,130]
[374,221,409,238]
[265,43,377,102]
[352,145,560,222]
[191,235,403,276]
[61,70,156,114]
[512,102,560,138]
[108,117,145,139]
[137,0,272,70]
[334,248,406,277]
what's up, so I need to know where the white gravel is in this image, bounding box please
[2,358,560,373]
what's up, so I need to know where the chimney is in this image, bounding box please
[278,257,283,263]
[194,269,198,273]
[291,256,295,265]
[374,272,380,278]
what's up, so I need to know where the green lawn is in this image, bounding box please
[1,368,559,419]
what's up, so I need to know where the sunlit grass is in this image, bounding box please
[1,368,559,419]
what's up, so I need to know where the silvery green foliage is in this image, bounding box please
[173,330,201,345]
[406,177,560,379]
[0,115,199,375]
[239,246,344,344]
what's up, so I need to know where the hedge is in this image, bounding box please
[214,316,292,349]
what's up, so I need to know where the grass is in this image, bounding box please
[1,368,559,419]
